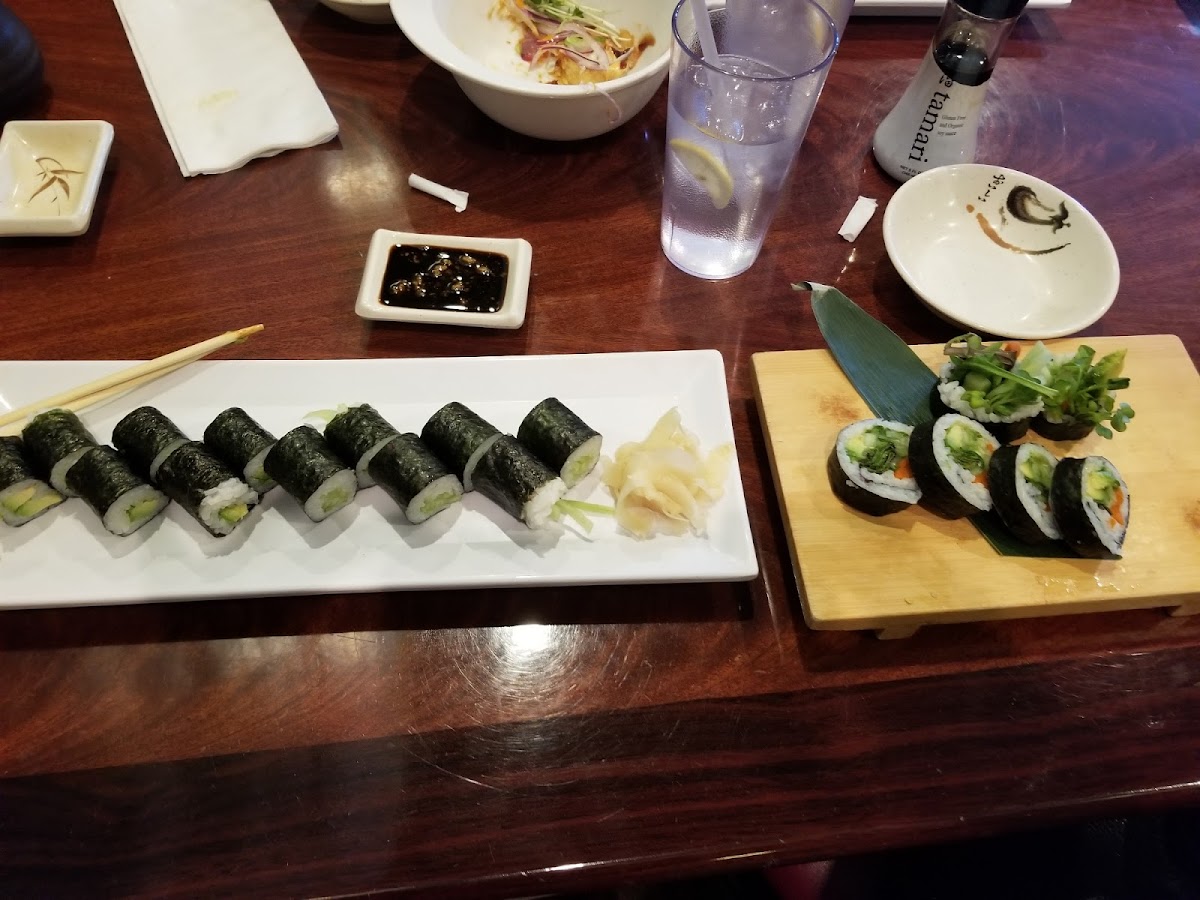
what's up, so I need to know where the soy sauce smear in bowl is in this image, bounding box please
[381,245,509,314]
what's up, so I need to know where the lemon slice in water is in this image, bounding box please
[669,138,733,210]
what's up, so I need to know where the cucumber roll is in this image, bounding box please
[111,406,189,482]
[1050,456,1130,559]
[21,408,98,496]
[203,407,277,494]
[66,445,169,536]
[472,434,566,529]
[420,402,502,492]
[263,425,357,522]
[367,433,463,524]
[0,436,65,526]
[517,398,603,488]
[324,404,400,489]
[827,419,919,517]
[155,441,258,537]
[909,413,999,518]
[988,443,1062,544]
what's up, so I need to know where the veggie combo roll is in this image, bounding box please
[154,441,258,537]
[0,436,65,526]
[827,419,919,517]
[203,407,277,494]
[934,334,1044,444]
[263,425,357,522]
[987,442,1061,544]
[1032,347,1134,441]
[112,406,189,482]
[517,397,602,488]
[323,404,400,489]
[367,433,463,524]
[909,413,998,519]
[420,402,502,491]
[1050,455,1130,559]
[21,408,98,496]
[471,434,566,529]
[66,445,169,536]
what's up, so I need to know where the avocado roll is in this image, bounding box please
[909,413,998,519]
[420,402,502,492]
[0,436,65,526]
[1050,456,1130,559]
[324,404,400,489]
[203,407,277,494]
[472,434,566,529]
[368,433,463,524]
[263,425,357,522]
[66,445,169,536]
[988,443,1062,544]
[111,406,189,482]
[154,441,258,537]
[827,419,919,517]
[517,398,603,488]
[21,408,98,496]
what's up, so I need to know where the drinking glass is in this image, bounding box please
[660,0,839,279]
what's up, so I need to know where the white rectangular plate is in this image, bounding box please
[853,0,1068,14]
[0,351,758,609]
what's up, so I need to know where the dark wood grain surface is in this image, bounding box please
[2,1,1199,897]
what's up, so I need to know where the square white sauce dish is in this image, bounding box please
[355,229,532,329]
[0,119,114,237]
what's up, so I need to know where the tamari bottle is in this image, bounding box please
[871,0,1030,182]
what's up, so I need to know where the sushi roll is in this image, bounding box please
[203,407,278,494]
[323,404,400,489]
[155,441,258,537]
[420,402,502,492]
[987,442,1062,544]
[367,433,463,524]
[111,406,190,482]
[471,434,566,529]
[517,398,603,488]
[827,419,919,517]
[935,335,1044,444]
[263,425,357,523]
[21,408,98,496]
[909,413,998,518]
[66,445,169,536]
[0,436,65,526]
[1050,456,1130,559]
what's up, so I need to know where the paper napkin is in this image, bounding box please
[114,0,339,177]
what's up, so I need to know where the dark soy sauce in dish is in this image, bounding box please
[381,245,509,314]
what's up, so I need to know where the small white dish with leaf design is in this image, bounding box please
[0,120,114,237]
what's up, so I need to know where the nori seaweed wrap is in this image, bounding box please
[263,425,357,522]
[0,436,65,526]
[987,443,1062,544]
[66,445,169,536]
[155,441,258,537]
[1050,456,1130,559]
[203,407,277,494]
[367,433,463,524]
[324,404,400,489]
[21,408,98,496]
[472,434,566,529]
[516,398,603,488]
[111,406,189,482]
[420,402,502,491]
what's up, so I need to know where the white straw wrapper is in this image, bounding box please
[839,196,878,242]
[408,174,468,212]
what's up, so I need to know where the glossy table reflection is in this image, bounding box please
[2,1,1199,897]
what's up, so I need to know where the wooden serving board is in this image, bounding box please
[752,335,1200,638]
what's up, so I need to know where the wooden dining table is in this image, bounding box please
[2,0,1199,896]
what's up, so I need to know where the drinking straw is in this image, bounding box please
[689,0,721,66]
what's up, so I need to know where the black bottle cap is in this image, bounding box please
[956,0,1031,20]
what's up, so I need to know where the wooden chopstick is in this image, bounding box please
[0,324,264,433]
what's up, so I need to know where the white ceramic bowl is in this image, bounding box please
[390,0,673,141]
[318,0,393,25]
[882,164,1120,340]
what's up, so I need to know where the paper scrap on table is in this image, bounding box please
[839,196,878,242]
[113,0,339,177]
[409,174,469,212]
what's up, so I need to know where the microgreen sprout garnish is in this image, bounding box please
[1041,346,1135,439]
[495,0,650,85]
